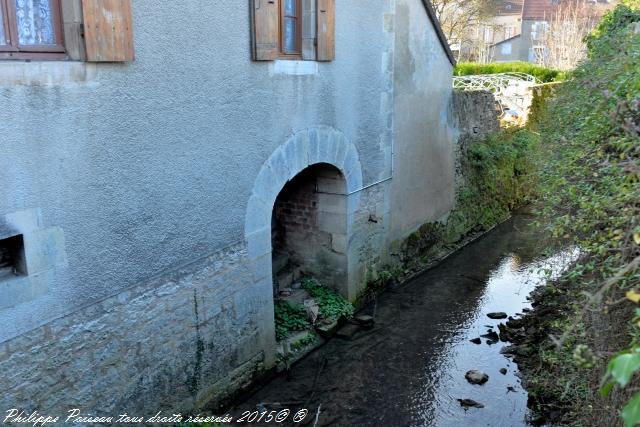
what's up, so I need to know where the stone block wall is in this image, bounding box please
[0,126,386,419]
[1,243,275,416]
[272,163,349,295]
[452,90,501,189]
[452,90,501,146]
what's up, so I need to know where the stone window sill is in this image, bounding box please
[0,61,97,86]
[271,60,319,76]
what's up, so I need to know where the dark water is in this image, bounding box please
[231,213,577,426]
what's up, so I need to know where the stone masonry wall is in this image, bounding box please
[272,164,348,294]
[452,90,501,146]
[0,0,459,418]
[452,90,501,190]
[273,169,320,250]
[1,243,275,417]
[0,133,384,420]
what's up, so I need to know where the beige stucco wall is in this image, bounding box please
[389,0,457,242]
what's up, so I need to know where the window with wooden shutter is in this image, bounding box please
[0,0,134,61]
[81,0,134,62]
[251,0,335,62]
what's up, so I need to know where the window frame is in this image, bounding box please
[0,0,66,60]
[279,0,302,59]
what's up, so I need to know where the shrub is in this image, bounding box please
[454,61,566,83]
[586,0,640,54]
[529,2,640,425]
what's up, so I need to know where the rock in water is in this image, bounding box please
[354,315,374,327]
[506,318,524,329]
[500,368,508,375]
[458,399,485,409]
[481,330,500,341]
[487,312,508,319]
[497,323,511,342]
[470,337,482,344]
[465,370,489,385]
[500,345,518,355]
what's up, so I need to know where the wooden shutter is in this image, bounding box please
[317,0,335,61]
[62,0,86,61]
[82,0,134,62]
[251,0,279,61]
[301,0,316,60]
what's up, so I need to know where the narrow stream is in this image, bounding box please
[230,212,577,426]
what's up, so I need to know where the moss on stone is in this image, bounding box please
[360,127,540,302]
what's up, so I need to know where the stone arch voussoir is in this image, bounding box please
[245,127,363,261]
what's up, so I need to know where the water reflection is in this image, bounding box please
[413,248,579,427]
[232,214,578,427]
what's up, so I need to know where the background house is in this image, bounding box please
[492,0,614,64]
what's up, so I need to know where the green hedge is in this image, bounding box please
[454,61,566,83]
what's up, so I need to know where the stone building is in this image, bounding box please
[0,0,459,415]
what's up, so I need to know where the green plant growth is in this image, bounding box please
[368,126,540,298]
[447,128,540,241]
[274,301,310,341]
[290,332,317,352]
[454,61,566,83]
[586,0,640,54]
[525,2,640,425]
[301,278,354,322]
[527,82,563,130]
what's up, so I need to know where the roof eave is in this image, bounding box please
[419,0,457,66]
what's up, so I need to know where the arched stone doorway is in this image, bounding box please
[271,163,348,297]
[245,127,363,302]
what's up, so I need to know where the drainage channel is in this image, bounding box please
[228,212,576,426]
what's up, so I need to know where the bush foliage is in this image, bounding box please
[586,0,640,54]
[302,278,354,322]
[454,61,566,83]
[528,2,640,425]
[449,128,540,237]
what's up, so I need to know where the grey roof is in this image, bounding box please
[491,33,522,47]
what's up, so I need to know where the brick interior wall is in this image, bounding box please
[272,167,320,257]
[271,164,348,293]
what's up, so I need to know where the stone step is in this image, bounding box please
[278,288,311,305]
[336,323,360,340]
